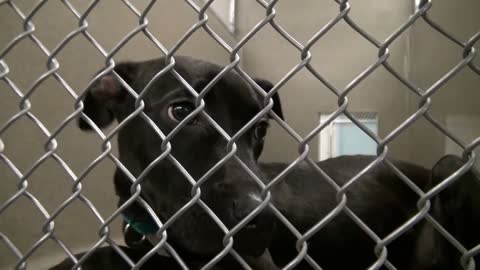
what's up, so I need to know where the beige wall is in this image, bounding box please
[236,0,415,163]
[1,0,479,269]
[408,0,480,167]
[234,0,480,168]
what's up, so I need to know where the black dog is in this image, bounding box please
[52,56,479,269]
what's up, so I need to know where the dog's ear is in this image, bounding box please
[79,62,137,130]
[254,78,284,120]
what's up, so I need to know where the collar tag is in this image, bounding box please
[122,214,159,235]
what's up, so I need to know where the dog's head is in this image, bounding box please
[79,56,282,257]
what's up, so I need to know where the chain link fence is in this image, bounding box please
[1,0,479,269]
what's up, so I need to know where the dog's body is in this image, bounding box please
[263,157,431,269]
[52,57,480,269]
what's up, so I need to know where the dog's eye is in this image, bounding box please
[168,102,196,122]
[254,121,269,140]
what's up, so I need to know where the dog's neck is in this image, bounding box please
[123,214,171,257]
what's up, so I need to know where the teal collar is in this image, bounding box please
[123,214,159,235]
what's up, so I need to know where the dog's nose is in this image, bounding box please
[231,195,276,256]
[232,194,272,230]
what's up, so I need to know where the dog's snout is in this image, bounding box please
[243,215,264,230]
[232,195,272,230]
[231,195,275,256]
[213,181,234,194]
[232,198,253,222]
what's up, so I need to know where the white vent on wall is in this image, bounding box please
[319,112,379,161]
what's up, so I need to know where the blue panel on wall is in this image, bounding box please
[335,122,378,156]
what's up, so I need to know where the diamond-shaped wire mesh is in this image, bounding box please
[1,0,479,269]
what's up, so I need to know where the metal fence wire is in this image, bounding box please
[1,0,479,269]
